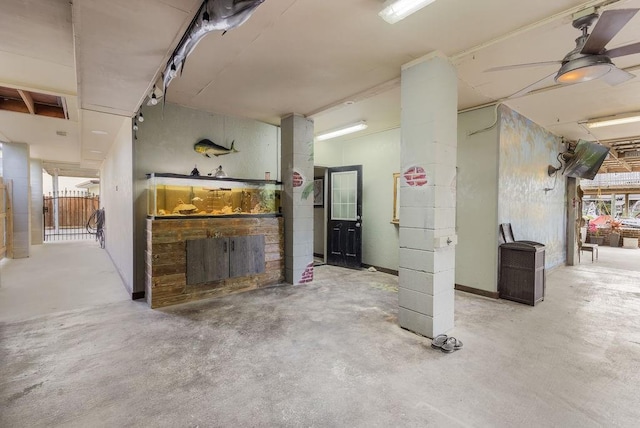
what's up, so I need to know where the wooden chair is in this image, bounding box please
[579,241,598,262]
[578,227,598,263]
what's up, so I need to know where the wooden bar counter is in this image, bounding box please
[145,215,284,308]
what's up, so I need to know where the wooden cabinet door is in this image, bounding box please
[230,235,265,278]
[186,238,229,285]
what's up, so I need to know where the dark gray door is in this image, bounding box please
[230,235,266,278]
[326,165,362,269]
[186,238,229,284]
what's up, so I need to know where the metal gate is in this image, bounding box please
[43,191,99,241]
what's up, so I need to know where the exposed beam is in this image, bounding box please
[35,105,66,119]
[17,90,35,115]
[599,135,640,145]
[600,143,633,172]
[582,186,640,195]
[0,98,30,114]
[61,97,69,120]
[306,78,401,118]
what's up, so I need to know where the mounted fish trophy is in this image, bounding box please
[194,139,239,158]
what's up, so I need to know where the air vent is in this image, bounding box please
[0,86,68,119]
[56,131,67,137]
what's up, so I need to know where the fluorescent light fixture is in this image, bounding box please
[379,0,437,24]
[91,130,108,135]
[90,150,102,154]
[586,112,640,129]
[316,121,368,141]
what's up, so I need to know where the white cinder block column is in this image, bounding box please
[281,114,315,284]
[398,52,458,338]
[2,142,31,258]
[30,159,44,245]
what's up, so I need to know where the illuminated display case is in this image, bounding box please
[147,173,282,218]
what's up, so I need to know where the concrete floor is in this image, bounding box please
[1,242,640,427]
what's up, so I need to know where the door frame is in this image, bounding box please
[326,164,363,269]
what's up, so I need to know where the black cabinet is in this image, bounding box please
[186,235,265,285]
[499,241,545,306]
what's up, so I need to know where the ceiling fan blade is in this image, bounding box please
[507,72,557,99]
[484,61,561,72]
[581,9,638,54]
[600,67,635,86]
[606,41,640,58]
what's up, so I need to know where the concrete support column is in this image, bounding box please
[566,177,578,265]
[2,142,31,258]
[280,114,315,284]
[398,52,458,338]
[30,159,44,245]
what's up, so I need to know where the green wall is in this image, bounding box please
[315,128,401,271]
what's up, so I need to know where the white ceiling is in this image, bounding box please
[1,0,640,176]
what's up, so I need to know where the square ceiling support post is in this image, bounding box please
[398,52,458,338]
[2,142,31,258]
[281,114,315,284]
[566,177,579,266]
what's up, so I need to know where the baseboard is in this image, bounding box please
[362,264,399,276]
[132,291,145,300]
[455,284,499,299]
[546,264,562,274]
[105,246,134,297]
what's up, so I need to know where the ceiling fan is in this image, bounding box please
[487,8,640,97]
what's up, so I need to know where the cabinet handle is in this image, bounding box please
[224,241,227,253]
[231,240,235,252]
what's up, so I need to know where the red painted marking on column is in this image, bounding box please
[403,166,427,187]
[299,262,314,283]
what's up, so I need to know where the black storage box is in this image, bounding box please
[499,241,545,306]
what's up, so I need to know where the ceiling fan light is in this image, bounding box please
[379,0,437,24]
[555,56,613,84]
